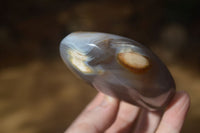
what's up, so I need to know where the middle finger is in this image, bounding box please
[105,101,140,133]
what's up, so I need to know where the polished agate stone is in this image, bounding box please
[60,32,176,111]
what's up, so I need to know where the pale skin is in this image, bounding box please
[65,91,190,133]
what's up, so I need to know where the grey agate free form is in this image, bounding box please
[60,32,176,111]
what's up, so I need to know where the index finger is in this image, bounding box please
[65,93,119,133]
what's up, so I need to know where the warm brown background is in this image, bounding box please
[0,0,200,133]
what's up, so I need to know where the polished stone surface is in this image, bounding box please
[60,32,176,110]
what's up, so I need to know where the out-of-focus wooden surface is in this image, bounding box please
[0,59,96,133]
[0,0,199,133]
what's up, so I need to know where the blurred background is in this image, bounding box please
[0,0,200,132]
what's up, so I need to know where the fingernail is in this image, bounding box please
[99,95,116,107]
[174,91,190,114]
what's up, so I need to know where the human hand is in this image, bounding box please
[65,91,190,133]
